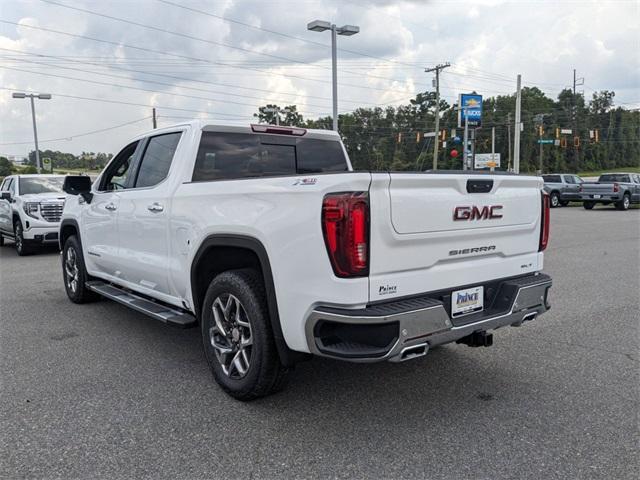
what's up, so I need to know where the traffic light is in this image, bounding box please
[595,129,599,143]
[555,128,560,139]
[397,132,402,143]
[561,137,567,148]
[440,129,447,142]
[416,132,421,143]
[538,125,544,136]
[574,136,580,148]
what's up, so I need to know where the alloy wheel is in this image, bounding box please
[209,294,253,379]
[14,224,23,253]
[64,247,79,293]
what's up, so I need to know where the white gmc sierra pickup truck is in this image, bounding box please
[59,121,552,400]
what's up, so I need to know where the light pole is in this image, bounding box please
[12,92,52,173]
[307,20,359,132]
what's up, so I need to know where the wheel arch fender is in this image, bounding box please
[59,218,82,251]
[190,234,307,367]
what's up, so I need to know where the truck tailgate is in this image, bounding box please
[368,173,545,301]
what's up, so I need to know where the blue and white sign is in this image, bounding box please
[458,93,483,128]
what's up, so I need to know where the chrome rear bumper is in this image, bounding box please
[305,273,552,362]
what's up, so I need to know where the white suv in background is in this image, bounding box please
[0,174,67,255]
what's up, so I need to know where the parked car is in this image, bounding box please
[0,174,66,255]
[580,173,640,210]
[542,173,583,207]
[59,121,553,400]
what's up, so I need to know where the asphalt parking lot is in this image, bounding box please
[1,206,638,480]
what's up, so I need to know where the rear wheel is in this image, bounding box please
[550,192,561,208]
[201,269,289,400]
[583,201,595,210]
[13,220,31,256]
[62,235,100,303]
[615,194,630,211]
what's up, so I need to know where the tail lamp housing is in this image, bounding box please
[539,190,550,251]
[613,183,619,193]
[322,192,369,277]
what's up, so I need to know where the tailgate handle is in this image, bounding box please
[467,179,493,193]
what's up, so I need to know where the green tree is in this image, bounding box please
[0,156,13,177]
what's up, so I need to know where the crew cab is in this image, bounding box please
[580,173,640,210]
[59,121,553,400]
[0,174,66,255]
[542,173,583,207]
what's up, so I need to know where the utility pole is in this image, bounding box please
[572,69,584,171]
[513,74,522,173]
[491,126,495,172]
[507,113,512,171]
[152,107,157,129]
[425,62,450,170]
[12,92,52,174]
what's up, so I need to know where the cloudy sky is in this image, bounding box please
[1,0,638,157]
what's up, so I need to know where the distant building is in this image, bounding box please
[8,155,28,165]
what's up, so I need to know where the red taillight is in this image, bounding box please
[578,185,583,193]
[539,190,550,252]
[322,192,369,277]
[613,182,619,193]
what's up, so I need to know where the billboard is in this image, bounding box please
[458,93,483,128]
[474,153,500,169]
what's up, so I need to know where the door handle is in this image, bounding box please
[147,202,164,213]
[105,202,117,211]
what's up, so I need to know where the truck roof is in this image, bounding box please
[130,120,341,142]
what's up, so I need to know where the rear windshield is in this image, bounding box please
[542,175,561,183]
[599,174,630,183]
[19,176,65,194]
[192,132,348,181]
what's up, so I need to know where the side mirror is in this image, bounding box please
[63,175,93,203]
[1,192,11,201]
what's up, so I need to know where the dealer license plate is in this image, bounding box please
[451,286,484,317]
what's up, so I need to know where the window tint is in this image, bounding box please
[297,138,348,173]
[574,176,583,184]
[135,132,182,188]
[599,174,630,183]
[193,132,295,181]
[100,141,139,191]
[0,178,8,190]
[564,175,575,184]
[542,175,561,183]
[8,178,16,194]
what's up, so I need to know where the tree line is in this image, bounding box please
[255,88,639,173]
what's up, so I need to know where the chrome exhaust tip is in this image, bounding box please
[398,343,429,361]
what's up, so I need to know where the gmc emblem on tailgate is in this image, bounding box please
[453,205,503,221]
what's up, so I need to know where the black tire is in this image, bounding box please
[615,194,630,211]
[13,220,32,256]
[583,201,595,210]
[62,235,100,303]
[550,192,561,208]
[201,268,289,400]
[559,200,570,207]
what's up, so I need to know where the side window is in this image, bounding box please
[100,141,139,191]
[134,132,182,188]
[574,176,583,184]
[8,178,16,194]
[193,132,296,181]
[633,174,640,184]
[564,176,575,184]
[297,138,348,173]
[0,178,7,191]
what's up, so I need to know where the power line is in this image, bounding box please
[0,116,152,146]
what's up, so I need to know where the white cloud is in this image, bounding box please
[0,0,638,157]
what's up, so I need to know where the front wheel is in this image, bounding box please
[583,201,595,210]
[13,220,31,256]
[201,269,289,400]
[550,192,561,208]
[62,235,100,303]
[615,194,630,211]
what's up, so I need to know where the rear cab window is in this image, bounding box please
[192,132,348,182]
[599,174,630,183]
[542,175,561,183]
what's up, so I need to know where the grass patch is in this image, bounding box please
[577,166,640,177]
